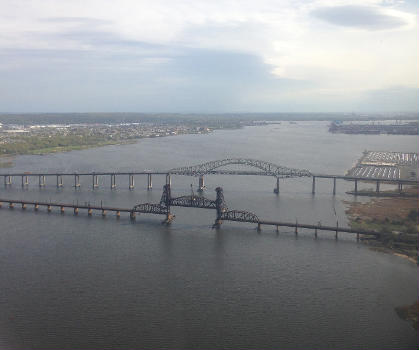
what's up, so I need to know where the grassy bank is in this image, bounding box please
[345,187,418,262]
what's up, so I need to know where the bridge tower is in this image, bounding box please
[160,184,174,224]
[213,187,225,228]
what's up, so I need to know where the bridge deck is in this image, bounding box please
[1,197,380,237]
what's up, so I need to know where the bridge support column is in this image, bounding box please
[147,174,152,190]
[116,211,120,218]
[56,175,63,188]
[4,175,12,186]
[21,175,28,187]
[354,180,358,195]
[110,174,116,189]
[47,205,52,212]
[356,233,360,241]
[34,203,39,211]
[39,175,46,187]
[21,203,26,209]
[130,211,136,220]
[74,175,80,188]
[376,180,380,193]
[398,182,403,193]
[295,220,298,235]
[88,208,92,216]
[166,174,171,186]
[60,206,64,213]
[312,176,316,194]
[274,177,280,194]
[163,212,175,224]
[198,175,205,192]
[102,209,107,217]
[129,175,135,190]
[333,177,336,195]
[335,221,338,239]
[314,227,318,239]
[74,207,79,215]
[92,175,99,189]
[257,223,261,232]
[9,202,14,208]
[276,225,279,234]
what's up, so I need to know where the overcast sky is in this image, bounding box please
[0,0,417,113]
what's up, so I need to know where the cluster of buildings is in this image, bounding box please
[0,122,212,145]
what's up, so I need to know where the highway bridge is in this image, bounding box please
[1,158,417,195]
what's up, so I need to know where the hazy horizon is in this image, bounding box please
[1,0,418,113]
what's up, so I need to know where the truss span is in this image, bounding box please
[221,210,259,223]
[170,158,311,177]
[171,195,217,209]
[133,203,168,215]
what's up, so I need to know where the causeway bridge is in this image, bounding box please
[0,158,417,195]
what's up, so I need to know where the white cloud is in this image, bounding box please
[0,0,417,111]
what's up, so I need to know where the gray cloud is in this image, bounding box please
[41,17,111,25]
[312,5,408,30]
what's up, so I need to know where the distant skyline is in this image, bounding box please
[0,0,418,113]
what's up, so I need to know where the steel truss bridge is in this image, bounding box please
[169,158,312,177]
[133,184,258,226]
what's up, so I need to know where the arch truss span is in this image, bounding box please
[169,158,312,178]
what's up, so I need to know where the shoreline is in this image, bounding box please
[345,188,418,264]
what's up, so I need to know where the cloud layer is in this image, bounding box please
[0,0,417,112]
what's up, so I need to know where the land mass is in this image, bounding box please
[345,186,418,263]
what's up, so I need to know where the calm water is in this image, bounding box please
[0,122,417,349]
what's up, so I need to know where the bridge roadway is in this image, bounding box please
[1,171,417,183]
[0,197,380,240]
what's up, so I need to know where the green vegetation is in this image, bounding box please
[0,134,131,156]
[346,191,418,262]
[350,209,418,234]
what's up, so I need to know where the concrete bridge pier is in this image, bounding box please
[198,175,205,192]
[34,203,39,211]
[92,175,99,189]
[4,175,12,186]
[129,174,135,190]
[39,175,46,187]
[335,221,339,239]
[21,175,29,187]
[166,174,171,186]
[56,175,63,188]
[295,220,298,235]
[274,177,280,194]
[398,182,403,193]
[74,207,79,215]
[314,227,318,238]
[312,176,316,194]
[376,181,380,193]
[74,175,81,188]
[354,180,358,195]
[110,174,116,189]
[333,177,336,195]
[60,206,64,213]
[130,211,136,220]
[147,174,152,190]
